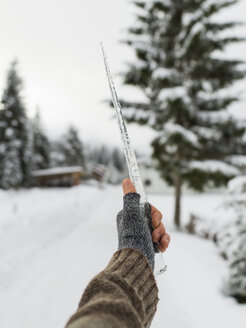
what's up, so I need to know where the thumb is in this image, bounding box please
[122,178,136,195]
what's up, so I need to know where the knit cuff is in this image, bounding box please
[67,248,159,328]
[105,248,159,327]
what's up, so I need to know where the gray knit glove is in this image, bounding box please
[117,192,158,270]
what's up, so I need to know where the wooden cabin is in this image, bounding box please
[32,166,84,187]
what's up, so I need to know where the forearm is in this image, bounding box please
[65,248,159,328]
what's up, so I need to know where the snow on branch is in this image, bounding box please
[128,60,148,70]
[194,126,221,140]
[127,33,151,44]
[179,21,204,57]
[123,107,155,125]
[162,122,200,147]
[158,86,188,102]
[152,67,179,79]
[226,156,246,168]
[145,0,172,11]
[197,110,231,124]
[197,88,234,101]
[228,176,246,195]
[129,40,159,56]
[189,160,240,176]
[182,10,204,27]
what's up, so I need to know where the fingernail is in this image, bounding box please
[165,237,170,244]
[123,179,131,187]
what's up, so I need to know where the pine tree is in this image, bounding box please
[121,0,246,227]
[88,144,111,166]
[1,139,23,189]
[58,126,85,167]
[0,60,33,189]
[32,109,50,170]
[86,144,127,184]
[223,177,246,303]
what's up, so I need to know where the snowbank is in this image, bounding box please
[0,185,245,328]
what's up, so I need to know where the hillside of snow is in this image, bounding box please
[0,183,245,328]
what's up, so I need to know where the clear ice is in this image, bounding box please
[101,43,167,275]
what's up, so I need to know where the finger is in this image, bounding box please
[158,233,170,252]
[152,223,166,242]
[150,204,162,228]
[122,178,136,195]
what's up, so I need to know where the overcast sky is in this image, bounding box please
[1,0,246,152]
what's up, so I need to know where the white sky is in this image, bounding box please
[0,0,246,152]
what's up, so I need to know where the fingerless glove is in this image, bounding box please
[117,192,156,269]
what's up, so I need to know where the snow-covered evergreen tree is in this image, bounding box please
[32,109,50,170]
[87,144,111,166]
[0,60,33,189]
[86,144,127,183]
[57,126,85,167]
[121,0,246,227]
[1,138,23,189]
[222,177,246,303]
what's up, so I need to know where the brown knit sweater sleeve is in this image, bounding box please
[65,248,159,328]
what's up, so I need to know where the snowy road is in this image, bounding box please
[0,184,245,328]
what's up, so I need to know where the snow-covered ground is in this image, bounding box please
[0,184,245,328]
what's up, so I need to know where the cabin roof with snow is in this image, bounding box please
[32,166,83,177]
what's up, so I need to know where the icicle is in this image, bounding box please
[101,43,167,276]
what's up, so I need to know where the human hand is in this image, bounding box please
[117,178,170,270]
[122,178,170,253]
